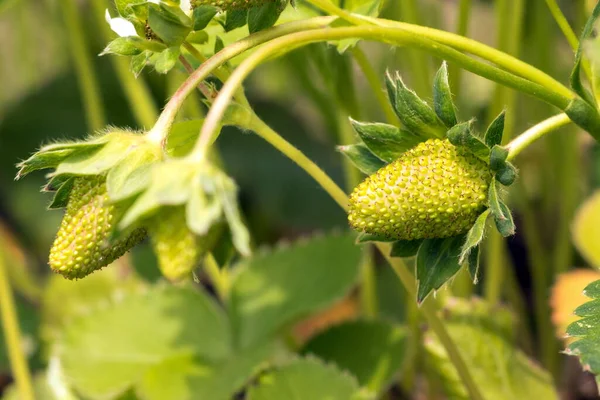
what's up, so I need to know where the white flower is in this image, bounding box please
[105,10,138,37]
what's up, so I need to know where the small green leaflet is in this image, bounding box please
[416,236,464,303]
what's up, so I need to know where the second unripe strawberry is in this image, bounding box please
[348,139,492,240]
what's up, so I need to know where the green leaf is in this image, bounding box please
[58,285,233,399]
[484,110,506,147]
[115,0,140,17]
[185,30,209,45]
[40,266,145,347]
[458,209,490,265]
[573,190,600,268]
[301,320,407,393]
[154,47,181,74]
[350,119,421,162]
[425,298,558,400]
[495,161,517,186]
[338,143,386,175]
[131,51,151,77]
[248,1,282,33]
[148,3,191,46]
[446,121,490,161]
[570,1,600,104]
[225,9,248,32]
[567,279,600,384]
[48,177,75,209]
[494,201,515,237]
[390,239,423,258]
[433,62,457,128]
[192,5,218,31]
[416,236,464,303]
[393,73,447,139]
[229,233,362,349]
[247,357,369,400]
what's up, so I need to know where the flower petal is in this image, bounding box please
[105,9,138,38]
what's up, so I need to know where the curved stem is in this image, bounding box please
[0,253,34,400]
[196,25,573,159]
[357,16,574,101]
[506,113,572,160]
[60,0,105,131]
[147,16,335,141]
[544,0,579,50]
[351,47,400,125]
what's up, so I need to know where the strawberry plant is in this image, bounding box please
[4,0,600,399]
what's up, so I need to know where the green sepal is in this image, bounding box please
[385,71,397,109]
[16,136,111,179]
[489,145,509,172]
[458,209,490,265]
[48,177,75,209]
[165,119,204,157]
[495,162,517,186]
[392,72,447,139]
[467,245,481,284]
[213,173,251,256]
[106,142,162,202]
[192,5,218,31]
[101,37,142,56]
[43,174,73,192]
[493,201,515,237]
[16,149,74,179]
[53,132,144,177]
[484,110,505,147]
[570,1,600,105]
[337,143,386,175]
[130,51,151,77]
[185,31,209,45]
[416,236,464,303]
[350,119,422,162]
[390,239,423,258]
[148,2,191,46]
[356,233,396,243]
[446,121,490,162]
[564,96,600,142]
[488,180,504,219]
[154,46,181,74]
[433,62,457,128]
[248,1,283,33]
[225,9,248,32]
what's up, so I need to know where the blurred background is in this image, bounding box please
[3,0,600,398]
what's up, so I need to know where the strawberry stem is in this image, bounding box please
[506,113,572,161]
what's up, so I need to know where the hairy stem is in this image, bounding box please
[506,113,572,160]
[0,252,34,400]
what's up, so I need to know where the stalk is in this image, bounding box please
[0,252,34,400]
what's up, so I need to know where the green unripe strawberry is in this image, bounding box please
[149,207,216,282]
[348,139,492,240]
[192,0,276,10]
[49,177,146,279]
